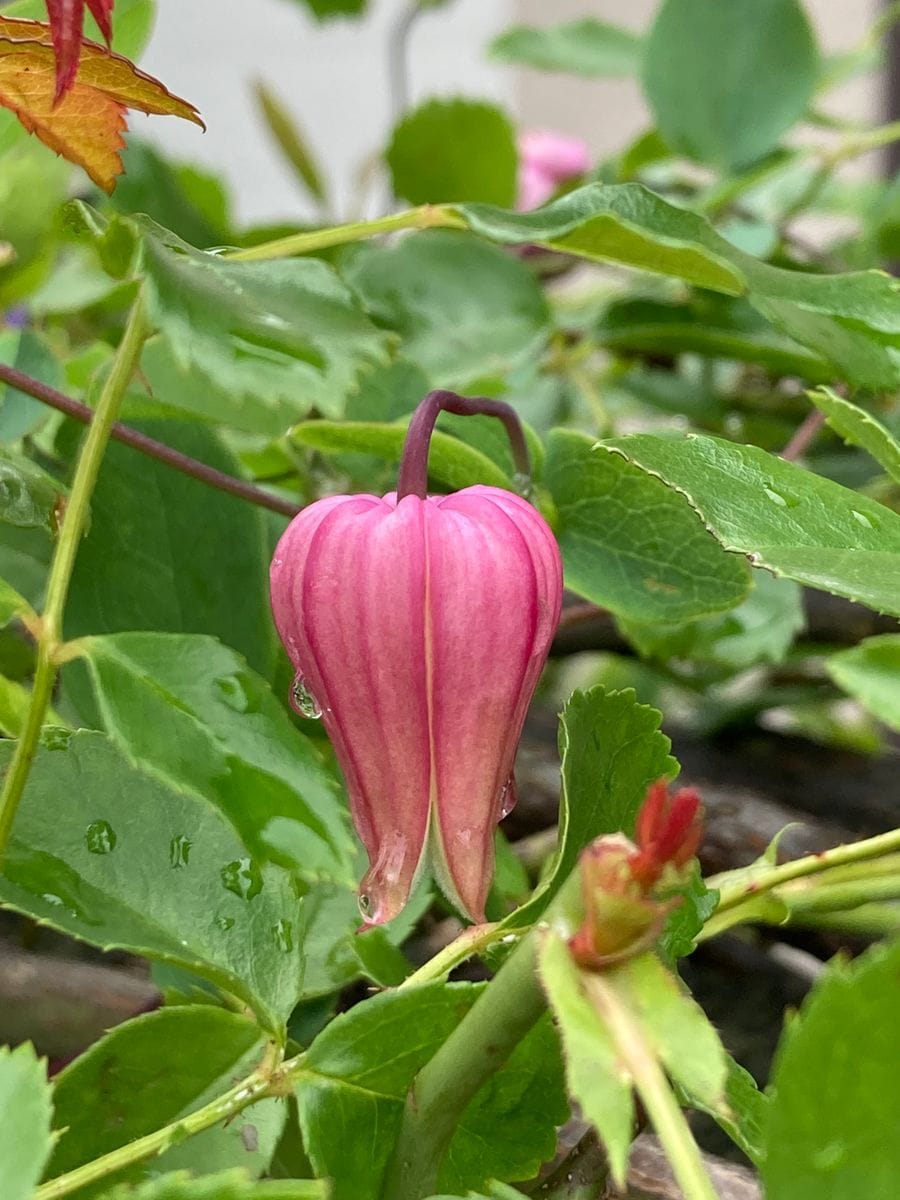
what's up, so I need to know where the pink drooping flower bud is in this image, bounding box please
[270,392,562,926]
[517,129,591,210]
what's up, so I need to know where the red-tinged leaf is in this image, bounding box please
[0,20,203,193]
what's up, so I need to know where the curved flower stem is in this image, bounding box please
[397,390,532,500]
[0,295,149,862]
[225,204,465,263]
[35,1050,307,1200]
[0,363,301,520]
[584,975,719,1200]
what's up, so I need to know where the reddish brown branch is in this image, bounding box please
[0,363,302,520]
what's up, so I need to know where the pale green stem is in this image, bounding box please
[791,902,900,939]
[708,826,900,918]
[783,875,900,915]
[0,295,149,861]
[36,1050,306,1200]
[399,921,505,988]
[585,975,719,1200]
[384,930,547,1200]
[225,205,465,262]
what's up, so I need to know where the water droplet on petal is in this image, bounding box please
[220,857,263,901]
[85,820,116,855]
[273,918,294,953]
[290,673,322,719]
[498,774,518,820]
[358,892,373,920]
[169,835,192,868]
[851,509,878,530]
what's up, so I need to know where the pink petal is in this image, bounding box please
[519,129,591,179]
[271,494,432,925]
[425,487,562,920]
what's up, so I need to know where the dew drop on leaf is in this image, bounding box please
[85,820,117,855]
[169,834,192,868]
[42,727,72,752]
[851,509,878,530]
[215,914,235,932]
[220,857,263,901]
[290,673,322,719]
[273,918,294,953]
[215,674,248,713]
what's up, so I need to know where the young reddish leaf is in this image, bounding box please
[45,0,115,100]
[0,18,203,193]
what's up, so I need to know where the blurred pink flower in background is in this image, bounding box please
[517,129,591,210]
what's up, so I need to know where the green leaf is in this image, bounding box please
[0,328,60,440]
[139,339,303,439]
[827,635,900,732]
[254,81,327,205]
[454,183,900,389]
[545,428,750,622]
[281,0,366,20]
[612,954,726,1111]
[61,420,274,677]
[138,218,388,422]
[595,295,832,382]
[109,141,231,251]
[290,420,513,492]
[604,432,900,615]
[97,1172,326,1200]
[808,387,900,484]
[505,686,677,930]
[80,632,354,882]
[437,1017,567,1195]
[49,1007,285,1187]
[537,931,633,1185]
[659,866,718,962]
[489,18,641,77]
[0,1042,54,1200]
[296,983,564,1200]
[762,939,900,1199]
[0,448,65,533]
[343,230,549,386]
[642,0,819,170]
[619,572,805,671]
[387,100,517,208]
[695,1056,768,1165]
[459,184,745,294]
[0,731,310,1038]
[0,574,34,624]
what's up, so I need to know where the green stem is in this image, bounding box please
[585,975,718,1200]
[225,205,465,262]
[34,1053,297,1200]
[708,826,900,918]
[384,931,547,1200]
[0,296,149,862]
[399,921,505,989]
[784,875,900,915]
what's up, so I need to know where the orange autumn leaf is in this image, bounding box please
[0,18,203,193]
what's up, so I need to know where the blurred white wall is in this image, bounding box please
[138,0,513,226]
[137,0,884,227]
